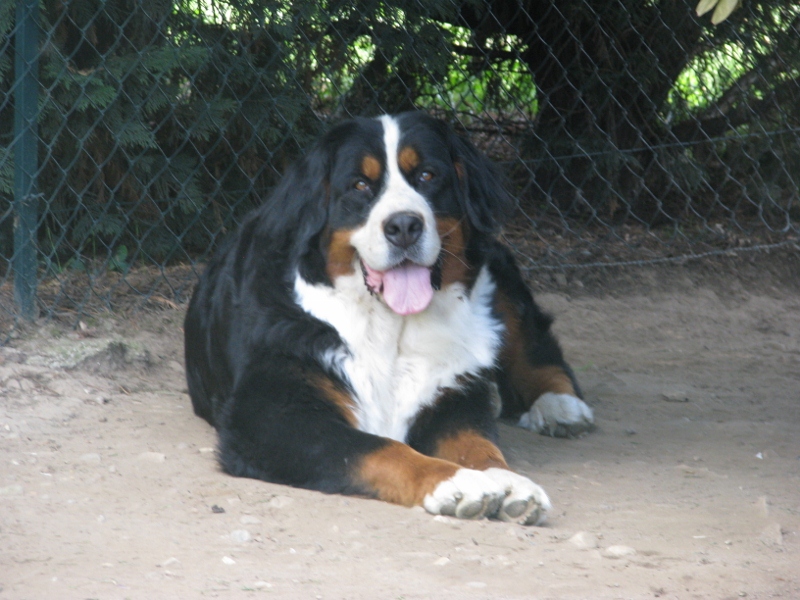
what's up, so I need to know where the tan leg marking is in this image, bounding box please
[314,375,358,427]
[356,441,460,507]
[496,292,577,409]
[435,430,509,471]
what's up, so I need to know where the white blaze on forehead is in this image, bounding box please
[380,115,413,184]
[348,116,440,272]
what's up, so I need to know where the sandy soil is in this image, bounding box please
[1,251,799,600]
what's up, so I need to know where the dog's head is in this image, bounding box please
[264,112,513,315]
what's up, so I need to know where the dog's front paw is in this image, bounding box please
[483,468,551,525]
[518,392,594,438]
[423,468,506,520]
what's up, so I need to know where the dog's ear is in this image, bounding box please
[258,140,330,248]
[450,133,515,233]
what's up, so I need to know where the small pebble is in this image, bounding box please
[240,515,261,524]
[568,531,599,549]
[661,391,689,403]
[755,496,770,517]
[161,557,180,567]
[267,495,293,509]
[433,557,450,566]
[759,523,783,547]
[432,515,461,527]
[222,556,236,565]
[138,452,165,463]
[0,484,23,496]
[230,529,251,543]
[603,545,637,558]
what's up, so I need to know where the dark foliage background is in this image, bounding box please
[1,0,798,321]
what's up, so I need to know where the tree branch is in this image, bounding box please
[449,44,518,62]
[671,75,800,143]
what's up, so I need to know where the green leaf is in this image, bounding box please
[109,245,130,272]
[76,82,118,112]
[696,0,719,17]
[712,0,740,24]
[696,0,741,23]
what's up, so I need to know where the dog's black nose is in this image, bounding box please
[383,212,424,249]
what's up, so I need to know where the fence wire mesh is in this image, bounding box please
[2,0,799,331]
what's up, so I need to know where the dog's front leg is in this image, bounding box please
[404,379,551,525]
[215,362,518,521]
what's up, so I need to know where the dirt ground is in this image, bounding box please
[1,249,799,600]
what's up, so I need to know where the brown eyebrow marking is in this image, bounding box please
[398,146,420,173]
[361,155,382,181]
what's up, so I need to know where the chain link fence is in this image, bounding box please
[2,0,799,332]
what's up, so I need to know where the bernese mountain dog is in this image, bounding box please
[184,112,594,525]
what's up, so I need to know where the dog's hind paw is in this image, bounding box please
[518,392,594,438]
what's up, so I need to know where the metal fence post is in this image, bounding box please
[13,0,40,321]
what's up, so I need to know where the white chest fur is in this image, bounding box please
[293,267,503,442]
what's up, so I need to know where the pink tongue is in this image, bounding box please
[381,264,434,315]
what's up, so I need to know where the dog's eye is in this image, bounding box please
[419,171,434,183]
[354,180,371,192]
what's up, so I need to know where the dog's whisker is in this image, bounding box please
[437,217,467,239]
[439,246,469,269]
